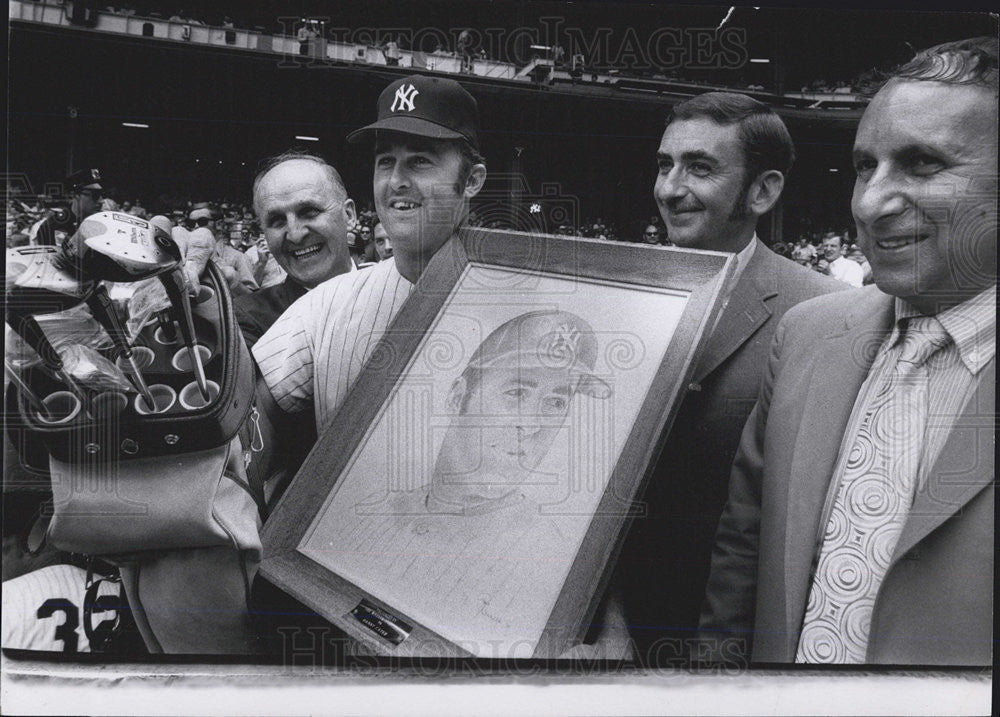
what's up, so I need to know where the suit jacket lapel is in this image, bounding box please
[781,289,895,646]
[693,240,776,384]
[892,359,996,561]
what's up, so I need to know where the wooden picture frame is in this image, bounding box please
[261,227,735,659]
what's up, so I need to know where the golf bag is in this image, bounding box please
[8,257,265,654]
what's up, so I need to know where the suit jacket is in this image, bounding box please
[700,285,994,665]
[615,240,845,663]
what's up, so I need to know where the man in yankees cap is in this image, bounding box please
[246,73,493,651]
[254,74,487,432]
[253,78,626,653]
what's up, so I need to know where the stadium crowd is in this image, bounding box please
[771,230,874,286]
[7,193,871,291]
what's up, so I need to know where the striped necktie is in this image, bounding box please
[795,316,951,663]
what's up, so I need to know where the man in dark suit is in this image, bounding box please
[700,37,996,665]
[613,92,844,665]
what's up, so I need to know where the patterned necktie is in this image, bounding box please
[796,316,951,663]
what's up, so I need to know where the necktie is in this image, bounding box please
[796,316,951,663]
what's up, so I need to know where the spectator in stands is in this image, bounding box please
[791,235,817,266]
[243,231,285,289]
[456,30,473,73]
[373,221,392,260]
[382,35,401,66]
[358,224,374,259]
[770,241,792,259]
[347,228,366,268]
[190,206,258,296]
[552,44,566,67]
[226,223,246,251]
[641,223,664,245]
[297,21,318,56]
[30,168,104,246]
[234,152,357,348]
[357,201,378,227]
[845,245,874,285]
[821,233,864,287]
[582,217,607,239]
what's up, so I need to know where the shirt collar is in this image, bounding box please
[894,284,996,374]
[707,235,758,336]
[729,234,758,286]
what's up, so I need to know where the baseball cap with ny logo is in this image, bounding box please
[347,75,480,149]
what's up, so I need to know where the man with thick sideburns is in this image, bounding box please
[614,92,843,665]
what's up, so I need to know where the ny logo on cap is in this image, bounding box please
[390,84,419,112]
[544,323,581,363]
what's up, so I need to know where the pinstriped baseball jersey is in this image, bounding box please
[2,564,118,652]
[253,258,414,429]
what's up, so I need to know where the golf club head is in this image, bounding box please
[6,246,95,314]
[63,211,182,283]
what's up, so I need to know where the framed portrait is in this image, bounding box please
[261,227,735,659]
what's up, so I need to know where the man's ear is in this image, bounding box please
[446,375,469,412]
[342,198,357,224]
[747,170,785,217]
[463,164,487,199]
